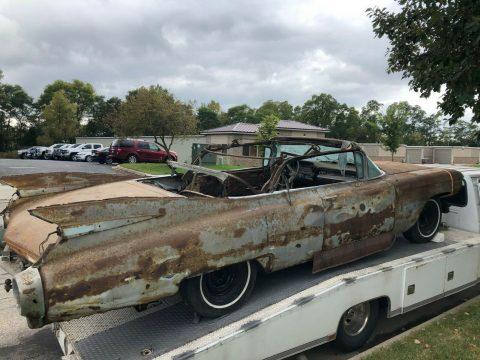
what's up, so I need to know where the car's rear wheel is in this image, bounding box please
[335,300,379,352]
[85,155,92,162]
[181,261,257,318]
[127,154,138,163]
[404,198,442,243]
[42,152,48,160]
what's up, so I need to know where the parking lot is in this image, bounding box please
[0,158,116,177]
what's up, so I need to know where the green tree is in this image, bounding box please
[40,90,78,143]
[255,100,294,121]
[328,105,363,141]
[222,104,256,124]
[206,100,221,114]
[257,114,280,141]
[37,79,96,121]
[0,71,35,151]
[368,1,480,122]
[83,96,122,137]
[359,100,383,143]
[113,85,197,154]
[297,93,340,129]
[379,102,410,160]
[403,105,442,146]
[197,105,220,131]
[438,120,479,146]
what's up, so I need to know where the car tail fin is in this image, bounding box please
[0,172,137,198]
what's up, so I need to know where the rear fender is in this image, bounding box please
[0,172,138,199]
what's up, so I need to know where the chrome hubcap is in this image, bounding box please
[342,302,370,336]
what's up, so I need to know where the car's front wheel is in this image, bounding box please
[127,154,138,163]
[335,300,379,352]
[404,198,442,243]
[85,155,92,162]
[181,261,257,318]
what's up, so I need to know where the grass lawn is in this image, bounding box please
[120,162,243,175]
[364,298,480,360]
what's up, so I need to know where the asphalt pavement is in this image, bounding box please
[0,158,116,177]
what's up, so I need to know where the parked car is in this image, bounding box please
[44,144,66,159]
[60,144,84,160]
[17,147,33,159]
[18,146,48,159]
[94,146,112,164]
[72,143,103,162]
[108,139,178,163]
[0,137,466,328]
[52,144,72,160]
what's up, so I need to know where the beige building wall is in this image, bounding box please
[78,135,480,166]
[360,143,406,162]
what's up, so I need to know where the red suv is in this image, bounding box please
[108,139,178,163]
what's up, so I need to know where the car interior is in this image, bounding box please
[140,140,383,198]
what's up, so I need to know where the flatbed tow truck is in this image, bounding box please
[3,166,480,360]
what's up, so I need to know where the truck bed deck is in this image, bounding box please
[56,228,480,360]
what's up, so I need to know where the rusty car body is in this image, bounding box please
[0,137,465,328]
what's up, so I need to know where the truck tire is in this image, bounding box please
[85,155,92,162]
[404,198,442,243]
[181,261,257,318]
[335,300,379,352]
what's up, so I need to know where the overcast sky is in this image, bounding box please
[0,0,443,113]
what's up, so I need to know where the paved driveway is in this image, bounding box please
[0,158,116,177]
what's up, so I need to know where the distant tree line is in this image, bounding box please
[0,69,479,154]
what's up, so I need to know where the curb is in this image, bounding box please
[113,165,152,177]
[350,294,480,359]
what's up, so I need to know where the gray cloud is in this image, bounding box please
[0,0,440,112]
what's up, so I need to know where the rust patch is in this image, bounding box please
[234,227,246,238]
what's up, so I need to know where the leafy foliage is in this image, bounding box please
[257,114,280,141]
[37,79,96,121]
[368,0,480,122]
[83,96,122,137]
[379,102,410,160]
[221,104,257,124]
[255,100,294,121]
[0,73,34,151]
[197,105,220,131]
[40,90,78,143]
[113,85,197,153]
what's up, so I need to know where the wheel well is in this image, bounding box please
[376,296,390,316]
[340,296,390,318]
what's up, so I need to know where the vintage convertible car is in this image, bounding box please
[0,138,466,328]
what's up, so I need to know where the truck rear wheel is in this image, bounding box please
[335,300,379,352]
[404,198,442,243]
[181,261,257,318]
